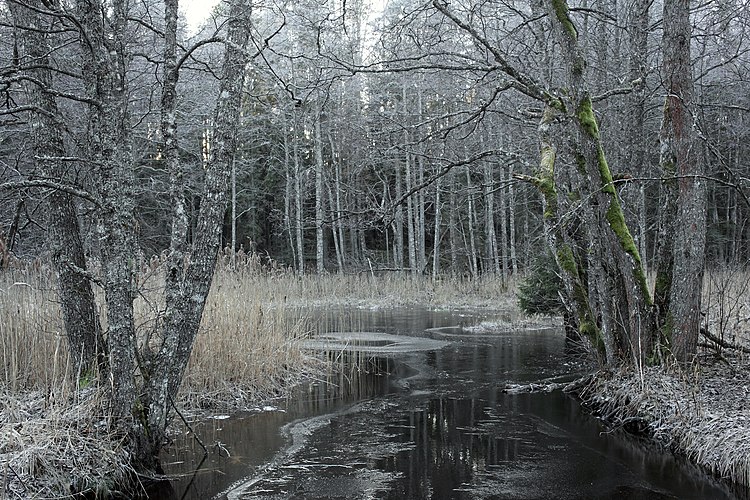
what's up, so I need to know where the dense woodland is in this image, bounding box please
[2,0,749,274]
[1,0,749,479]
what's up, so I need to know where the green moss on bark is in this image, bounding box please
[606,201,651,302]
[551,0,577,41]
[577,96,599,140]
[580,319,605,357]
[597,146,616,194]
[557,244,578,276]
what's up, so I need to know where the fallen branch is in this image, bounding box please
[502,382,569,394]
[700,327,750,354]
[501,373,594,394]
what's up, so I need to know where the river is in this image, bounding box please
[161,307,743,499]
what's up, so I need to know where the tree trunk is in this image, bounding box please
[625,0,650,275]
[395,157,405,270]
[656,0,706,361]
[498,164,509,279]
[449,167,459,274]
[537,0,655,365]
[9,0,106,378]
[483,159,500,275]
[509,162,518,274]
[76,0,138,427]
[283,120,297,268]
[293,111,305,273]
[432,173,443,275]
[314,110,325,274]
[138,0,253,469]
[465,165,478,278]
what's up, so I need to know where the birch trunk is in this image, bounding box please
[498,165,509,279]
[483,160,500,275]
[315,111,325,273]
[395,159,405,270]
[293,111,305,273]
[509,162,518,274]
[283,122,297,268]
[432,174,443,275]
[465,165,478,278]
[449,168,459,274]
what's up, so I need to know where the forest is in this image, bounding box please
[1,0,750,494]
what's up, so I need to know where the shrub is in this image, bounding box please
[517,250,564,315]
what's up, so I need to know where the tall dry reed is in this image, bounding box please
[703,265,750,350]
[0,265,69,393]
[1,251,518,399]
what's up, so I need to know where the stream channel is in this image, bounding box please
[161,307,744,500]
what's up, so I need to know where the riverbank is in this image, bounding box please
[581,352,750,492]
[0,261,517,498]
[579,270,750,493]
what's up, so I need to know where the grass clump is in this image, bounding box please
[582,355,750,488]
[0,388,133,498]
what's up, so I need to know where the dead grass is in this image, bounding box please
[0,253,518,497]
[703,266,750,349]
[0,388,133,499]
[582,354,750,488]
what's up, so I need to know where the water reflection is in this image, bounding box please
[375,391,739,499]
[162,307,745,500]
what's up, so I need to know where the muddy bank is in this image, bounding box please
[581,353,750,493]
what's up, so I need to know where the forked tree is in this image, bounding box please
[6,0,252,476]
[434,0,705,366]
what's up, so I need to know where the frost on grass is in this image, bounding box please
[0,389,133,498]
[583,353,750,488]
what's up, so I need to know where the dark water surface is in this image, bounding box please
[161,308,742,500]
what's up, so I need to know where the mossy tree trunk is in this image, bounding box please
[530,0,656,366]
[434,0,704,367]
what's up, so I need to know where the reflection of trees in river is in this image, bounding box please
[289,352,396,415]
[376,397,520,498]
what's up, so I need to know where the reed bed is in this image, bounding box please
[0,266,68,392]
[703,266,750,350]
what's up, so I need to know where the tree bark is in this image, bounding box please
[76,0,138,425]
[314,110,325,273]
[9,0,106,378]
[657,0,706,361]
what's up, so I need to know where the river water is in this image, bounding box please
[161,307,743,500]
